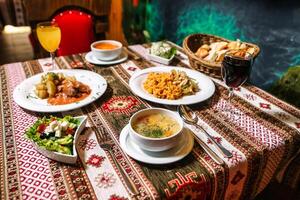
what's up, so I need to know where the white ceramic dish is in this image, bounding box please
[148,52,175,65]
[13,69,107,113]
[129,108,183,152]
[91,40,122,61]
[120,124,194,164]
[129,66,215,105]
[85,51,128,65]
[30,116,87,164]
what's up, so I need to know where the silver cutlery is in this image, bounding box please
[178,105,232,159]
[192,134,224,165]
[96,126,139,196]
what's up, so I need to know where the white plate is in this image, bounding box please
[85,51,128,65]
[119,124,194,164]
[30,116,87,164]
[13,69,107,113]
[129,66,215,105]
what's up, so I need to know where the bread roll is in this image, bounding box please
[196,48,209,58]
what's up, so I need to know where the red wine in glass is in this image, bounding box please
[221,50,254,112]
[222,55,252,88]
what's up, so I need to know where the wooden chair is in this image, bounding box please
[22,0,126,57]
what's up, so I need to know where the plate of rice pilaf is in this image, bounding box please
[129,66,215,105]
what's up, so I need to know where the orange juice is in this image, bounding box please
[37,25,61,53]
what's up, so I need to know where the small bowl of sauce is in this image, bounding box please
[91,40,122,61]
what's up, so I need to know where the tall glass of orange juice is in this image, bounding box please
[36,21,61,68]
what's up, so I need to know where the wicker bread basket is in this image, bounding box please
[183,33,260,78]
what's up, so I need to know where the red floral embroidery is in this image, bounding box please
[102,96,139,114]
[207,136,222,144]
[86,154,105,168]
[78,139,97,151]
[226,150,243,165]
[70,61,84,68]
[295,122,300,129]
[44,63,52,67]
[127,67,137,71]
[204,155,211,161]
[167,182,207,200]
[203,155,218,167]
[259,103,271,109]
[165,172,207,199]
[94,172,116,188]
[108,195,128,200]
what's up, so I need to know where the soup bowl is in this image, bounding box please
[129,108,184,152]
[91,40,122,61]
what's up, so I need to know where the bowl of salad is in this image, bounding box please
[148,42,177,65]
[25,115,87,164]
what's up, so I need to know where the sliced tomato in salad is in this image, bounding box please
[66,127,75,135]
[37,123,46,133]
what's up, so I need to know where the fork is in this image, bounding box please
[95,126,139,196]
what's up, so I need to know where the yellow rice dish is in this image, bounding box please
[143,70,199,100]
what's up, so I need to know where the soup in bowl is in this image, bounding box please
[91,40,122,61]
[129,108,183,152]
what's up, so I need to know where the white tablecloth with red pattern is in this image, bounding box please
[0,42,299,200]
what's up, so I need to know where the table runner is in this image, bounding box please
[0,42,299,200]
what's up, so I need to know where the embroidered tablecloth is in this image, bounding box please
[0,42,299,200]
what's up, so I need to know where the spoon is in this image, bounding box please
[178,105,232,158]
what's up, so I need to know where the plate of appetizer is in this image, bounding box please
[129,66,215,105]
[25,115,87,164]
[13,69,107,112]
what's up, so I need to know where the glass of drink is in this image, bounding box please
[221,49,254,111]
[36,21,61,68]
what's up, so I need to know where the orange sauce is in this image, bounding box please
[94,43,119,50]
[48,93,90,105]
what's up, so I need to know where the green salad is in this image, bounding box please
[150,42,177,59]
[25,116,80,155]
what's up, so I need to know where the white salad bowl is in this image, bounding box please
[148,42,176,65]
[129,108,183,152]
[30,116,87,164]
[91,40,123,61]
[148,51,175,65]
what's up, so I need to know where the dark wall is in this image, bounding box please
[139,0,300,90]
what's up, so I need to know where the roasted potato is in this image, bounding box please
[36,83,46,90]
[35,89,48,99]
[46,81,56,97]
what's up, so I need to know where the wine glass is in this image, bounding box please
[221,49,254,112]
[36,21,61,68]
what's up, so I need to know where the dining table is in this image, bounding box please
[0,41,299,200]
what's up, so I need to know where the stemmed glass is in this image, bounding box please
[221,49,254,112]
[36,21,61,68]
